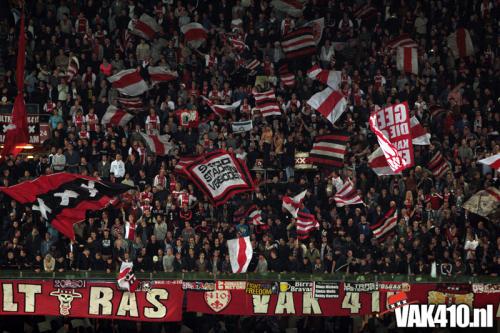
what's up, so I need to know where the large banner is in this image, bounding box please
[0,104,49,145]
[0,279,183,322]
[369,102,414,173]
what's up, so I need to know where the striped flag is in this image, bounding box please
[370,208,398,239]
[386,34,418,49]
[249,208,264,226]
[66,56,79,82]
[296,211,319,240]
[174,156,197,177]
[478,153,500,171]
[124,221,136,240]
[368,147,401,176]
[430,105,447,119]
[148,67,178,85]
[128,14,160,40]
[410,116,431,145]
[140,133,173,156]
[253,90,281,117]
[201,96,241,117]
[181,22,208,48]
[205,54,217,67]
[232,120,253,133]
[428,151,450,178]
[108,69,148,96]
[396,47,418,75]
[281,26,317,59]
[244,59,261,75]
[353,3,378,20]
[307,88,347,125]
[279,64,295,87]
[309,131,349,167]
[282,189,307,218]
[228,236,253,273]
[307,64,342,89]
[271,0,305,17]
[334,179,364,207]
[101,105,134,128]
[233,204,265,226]
[228,36,247,52]
[447,28,474,58]
[117,97,143,111]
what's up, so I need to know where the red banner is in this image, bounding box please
[186,281,500,317]
[0,279,183,322]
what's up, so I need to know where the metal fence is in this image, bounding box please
[0,270,498,283]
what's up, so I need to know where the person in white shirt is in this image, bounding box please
[320,39,335,67]
[110,154,126,180]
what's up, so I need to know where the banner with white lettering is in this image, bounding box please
[369,102,414,172]
[183,150,254,206]
[0,280,183,321]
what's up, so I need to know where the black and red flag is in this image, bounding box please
[0,173,132,239]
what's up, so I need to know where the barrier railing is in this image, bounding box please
[1,270,498,283]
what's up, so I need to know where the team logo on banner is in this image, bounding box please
[204,290,231,312]
[50,289,83,316]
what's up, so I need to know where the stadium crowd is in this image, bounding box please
[0,0,498,282]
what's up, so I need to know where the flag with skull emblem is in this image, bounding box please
[118,261,139,292]
[0,173,132,239]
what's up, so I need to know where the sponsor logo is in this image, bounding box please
[49,289,83,316]
[204,290,231,312]
[378,282,411,292]
[245,282,278,295]
[279,281,313,293]
[216,281,246,290]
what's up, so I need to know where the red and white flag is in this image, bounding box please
[478,153,500,171]
[101,105,134,127]
[282,189,307,218]
[201,96,241,117]
[174,156,198,177]
[369,103,414,173]
[396,47,418,75]
[124,221,136,240]
[281,26,317,59]
[334,179,364,207]
[253,90,281,117]
[353,3,378,20]
[428,151,450,178]
[108,69,149,96]
[181,22,208,48]
[228,36,247,52]
[368,147,401,176]
[370,208,398,239]
[117,97,143,111]
[304,17,325,45]
[271,0,305,17]
[244,59,261,75]
[140,133,173,156]
[148,67,178,85]
[307,64,342,89]
[117,262,139,292]
[296,211,319,240]
[279,64,295,86]
[410,116,431,145]
[447,28,474,58]
[176,109,199,128]
[248,208,264,226]
[386,34,418,49]
[307,88,347,125]
[227,236,253,273]
[128,14,160,40]
[66,56,80,82]
[204,54,217,67]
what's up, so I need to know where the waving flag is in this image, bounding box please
[183,150,254,206]
[368,147,401,176]
[244,59,261,76]
[128,14,160,40]
[140,133,173,156]
[181,23,208,48]
[232,120,253,133]
[304,17,325,45]
[428,151,450,178]
[201,96,241,117]
[281,27,317,59]
[0,173,131,239]
[463,187,500,221]
[117,262,139,292]
[478,153,500,171]
[307,88,347,125]
[271,0,305,17]
[2,10,29,159]
[101,105,134,128]
[309,131,349,167]
[66,56,80,82]
[447,28,474,58]
[228,236,253,273]
[282,189,307,218]
[370,208,398,239]
[253,90,281,117]
[176,109,199,128]
[233,204,264,226]
[397,47,418,75]
[386,34,418,49]
[124,221,136,240]
[307,65,342,89]
[117,97,143,111]
[148,67,178,85]
[278,64,295,86]
[410,116,431,145]
[353,3,378,20]
[174,156,198,177]
[334,179,364,207]
[296,211,319,240]
[108,69,148,96]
